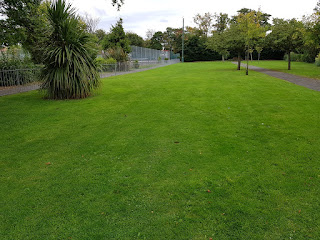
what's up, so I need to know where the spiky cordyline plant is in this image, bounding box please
[41,0,99,99]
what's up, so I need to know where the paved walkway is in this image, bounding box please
[234,62,320,92]
[0,83,41,97]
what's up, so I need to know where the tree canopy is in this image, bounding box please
[102,18,131,53]
[267,18,304,70]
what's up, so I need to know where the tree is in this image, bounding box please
[207,13,230,61]
[255,46,263,61]
[302,2,320,62]
[102,18,131,54]
[183,33,220,62]
[41,0,99,99]
[95,29,107,43]
[231,8,271,27]
[224,22,246,70]
[81,12,100,34]
[213,13,229,33]
[126,32,144,47]
[193,12,214,37]
[0,0,122,63]
[147,31,164,50]
[207,31,229,61]
[0,0,49,63]
[237,10,266,74]
[267,18,304,70]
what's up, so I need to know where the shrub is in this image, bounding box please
[133,60,139,69]
[95,57,117,72]
[315,54,320,67]
[104,47,129,62]
[284,52,303,62]
[106,58,117,65]
[0,47,40,86]
[283,52,315,63]
[41,0,99,99]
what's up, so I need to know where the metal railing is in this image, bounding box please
[98,59,180,77]
[0,59,180,88]
[0,68,41,87]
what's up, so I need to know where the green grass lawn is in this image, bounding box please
[247,60,320,79]
[1,62,319,239]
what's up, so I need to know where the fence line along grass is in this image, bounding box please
[248,60,320,79]
[0,62,319,239]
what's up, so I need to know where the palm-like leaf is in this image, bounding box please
[41,0,99,99]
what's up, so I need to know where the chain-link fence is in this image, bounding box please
[130,46,180,61]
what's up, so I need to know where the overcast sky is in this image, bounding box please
[72,0,318,38]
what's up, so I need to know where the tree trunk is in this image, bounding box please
[246,48,249,75]
[258,52,260,62]
[237,52,241,70]
[288,51,291,70]
[222,55,224,62]
[250,52,253,61]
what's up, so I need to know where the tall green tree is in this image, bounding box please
[126,32,144,47]
[213,13,229,33]
[193,12,214,37]
[302,2,320,62]
[231,8,271,27]
[41,0,99,99]
[95,29,107,43]
[102,18,131,54]
[267,18,304,70]
[237,10,266,74]
[224,22,246,70]
[207,31,229,61]
[207,13,230,61]
[0,0,49,63]
[147,31,164,50]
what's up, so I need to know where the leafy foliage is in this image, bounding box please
[94,57,116,72]
[315,53,320,66]
[183,34,220,62]
[104,46,129,62]
[0,46,35,69]
[126,32,144,47]
[41,0,99,99]
[95,29,107,43]
[147,31,164,50]
[102,18,131,53]
[267,18,304,69]
[207,32,229,61]
[193,12,214,37]
[0,0,49,63]
[0,46,39,86]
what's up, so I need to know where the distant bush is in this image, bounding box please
[95,57,117,72]
[284,52,303,62]
[315,54,320,67]
[106,58,117,65]
[133,60,139,69]
[0,47,36,69]
[284,52,315,63]
[0,47,40,86]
